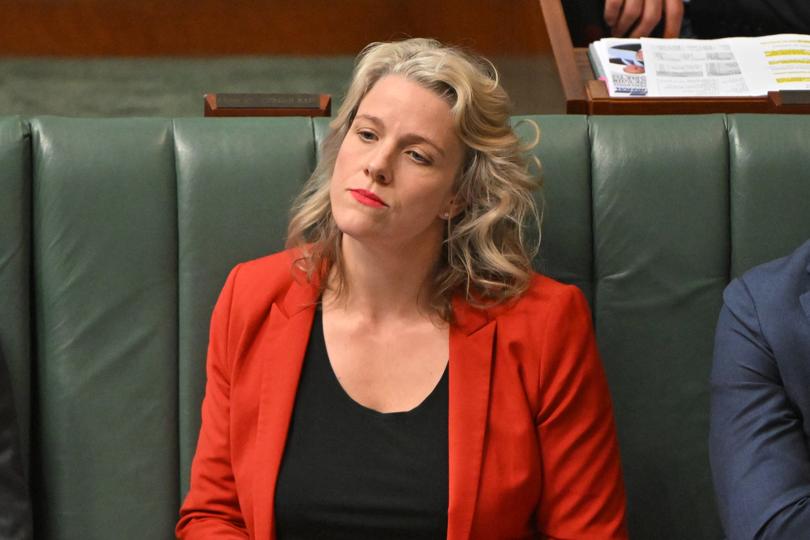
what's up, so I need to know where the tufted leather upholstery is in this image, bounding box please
[1,114,808,539]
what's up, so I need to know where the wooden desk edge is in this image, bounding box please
[575,48,810,114]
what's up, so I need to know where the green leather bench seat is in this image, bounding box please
[32,118,179,538]
[592,117,730,536]
[1,114,809,539]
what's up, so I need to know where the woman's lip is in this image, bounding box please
[349,189,388,208]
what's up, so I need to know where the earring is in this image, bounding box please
[442,212,450,219]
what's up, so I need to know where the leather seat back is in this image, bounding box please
[1,114,809,539]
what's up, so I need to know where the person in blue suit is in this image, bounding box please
[710,239,810,539]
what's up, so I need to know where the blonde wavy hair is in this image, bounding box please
[286,38,542,321]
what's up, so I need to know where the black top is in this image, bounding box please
[275,310,449,540]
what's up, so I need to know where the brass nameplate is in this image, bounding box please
[216,93,320,109]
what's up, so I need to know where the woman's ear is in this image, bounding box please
[440,195,464,220]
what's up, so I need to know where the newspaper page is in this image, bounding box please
[734,34,810,94]
[591,34,810,97]
[642,37,750,96]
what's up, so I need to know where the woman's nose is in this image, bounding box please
[364,147,393,185]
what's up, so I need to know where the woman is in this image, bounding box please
[177,38,627,539]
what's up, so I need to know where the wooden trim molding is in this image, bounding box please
[0,0,552,56]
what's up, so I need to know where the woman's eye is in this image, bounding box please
[357,130,376,141]
[407,150,430,165]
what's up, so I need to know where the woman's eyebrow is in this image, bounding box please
[355,113,446,157]
[354,113,383,126]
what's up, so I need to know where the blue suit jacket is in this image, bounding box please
[710,239,810,539]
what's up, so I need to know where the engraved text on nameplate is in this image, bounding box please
[216,93,320,109]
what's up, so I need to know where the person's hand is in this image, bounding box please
[604,0,684,38]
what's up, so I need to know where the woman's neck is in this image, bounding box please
[324,233,443,323]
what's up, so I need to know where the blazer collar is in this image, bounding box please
[253,272,319,539]
[447,296,496,540]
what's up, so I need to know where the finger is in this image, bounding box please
[663,0,685,38]
[612,0,643,37]
[629,0,662,37]
[604,0,623,27]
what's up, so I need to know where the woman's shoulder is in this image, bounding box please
[222,247,315,311]
[526,272,587,301]
[230,247,301,285]
[460,272,592,342]
[492,272,590,319]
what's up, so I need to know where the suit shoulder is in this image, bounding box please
[740,240,809,290]
[732,240,810,316]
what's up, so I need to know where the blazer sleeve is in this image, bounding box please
[534,286,628,540]
[709,278,810,540]
[176,265,249,539]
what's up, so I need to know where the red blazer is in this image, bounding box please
[177,249,628,539]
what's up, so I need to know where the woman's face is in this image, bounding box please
[329,75,464,252]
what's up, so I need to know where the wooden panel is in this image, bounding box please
[0,0,551,56]
[539,0,587,112]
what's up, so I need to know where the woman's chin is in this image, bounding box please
[333,212,383,238]
[336,223,382,244]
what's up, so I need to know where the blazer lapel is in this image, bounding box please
[447,298,495,540]
[252,275,318,540]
